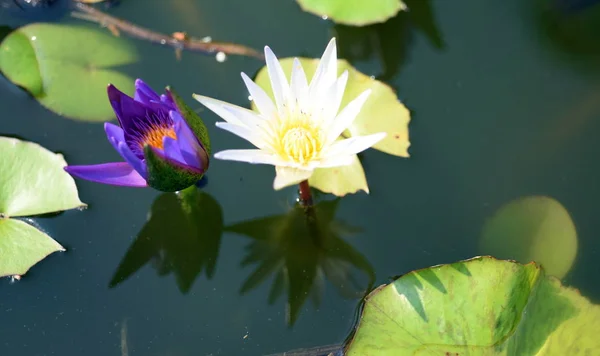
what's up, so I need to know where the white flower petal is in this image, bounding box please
[215,122,270,150]
[264,45,290,113]
[273,166,313,190]
[324,133,386,158]
[194,94,268,131]
[317,154,355,168]
[329,71,349,118]
[308,80,335,125]
[317,70,349,126]
[222,105,276,138]
[193,94,247,126]
[241,72,276,118]
[290,58,309,110]
[214,149,284,165]
[326,89,372,144]
[309,38,338,101]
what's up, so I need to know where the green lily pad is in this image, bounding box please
[0,137,85,217]
[110,186,223,293]
[296,0,407,26]
[0,137,86,277]
[345,256,600,355]
[0,23,139,122]
[480,196,578,279]
[226,199,374,325]
[252,58,410,196]
[0,27,43,96]
[0,219,65,278]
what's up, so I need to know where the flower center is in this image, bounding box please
[140,125,177,150]
[278,120,322,164]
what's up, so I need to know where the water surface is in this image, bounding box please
[1,0,600,355]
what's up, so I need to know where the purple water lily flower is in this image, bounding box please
[65,79,210,192]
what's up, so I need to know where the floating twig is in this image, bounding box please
[70,2,264,60]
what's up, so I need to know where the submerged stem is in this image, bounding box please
[298,180,313,207]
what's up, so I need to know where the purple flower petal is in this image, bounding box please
[134,79,161,106]
[107,84,149,134]
[161,93,176,110]
[65,162,147,187]
[162,136,186,164]
[105,122,125,152]
[171,111,208,171]
[117,141,147,178]
[133,79,175,115]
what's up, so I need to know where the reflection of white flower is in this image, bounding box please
[193,38,386,190]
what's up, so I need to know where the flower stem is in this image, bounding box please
[176,184,198,197]
[298,180,313,207]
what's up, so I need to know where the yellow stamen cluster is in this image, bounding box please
[141,125,177,150]
[275,113,323,164]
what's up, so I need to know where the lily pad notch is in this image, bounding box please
[0,137,86,278]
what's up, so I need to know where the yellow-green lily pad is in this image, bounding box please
[0,137,86,277]
[345,256,600,355]
[308,154,369,196]
[296,0,407,26]
[480,196,578,279]
[0,219,65,279]
[0,23,138,122]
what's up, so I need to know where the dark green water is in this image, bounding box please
[2,0,600,355]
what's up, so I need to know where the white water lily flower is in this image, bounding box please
[193,38,386,190]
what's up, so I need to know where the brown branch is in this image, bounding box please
[71,2,264,60]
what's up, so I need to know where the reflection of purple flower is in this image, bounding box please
[65,79,210,192]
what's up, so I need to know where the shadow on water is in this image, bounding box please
[333,0,444,82]
[109,186,223,293]
[530,0,600,72]
[0,0,121,22]
[477,2,600,196]
[0,26,12,42]
[1,0,70,21]
[226,198,376,327]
